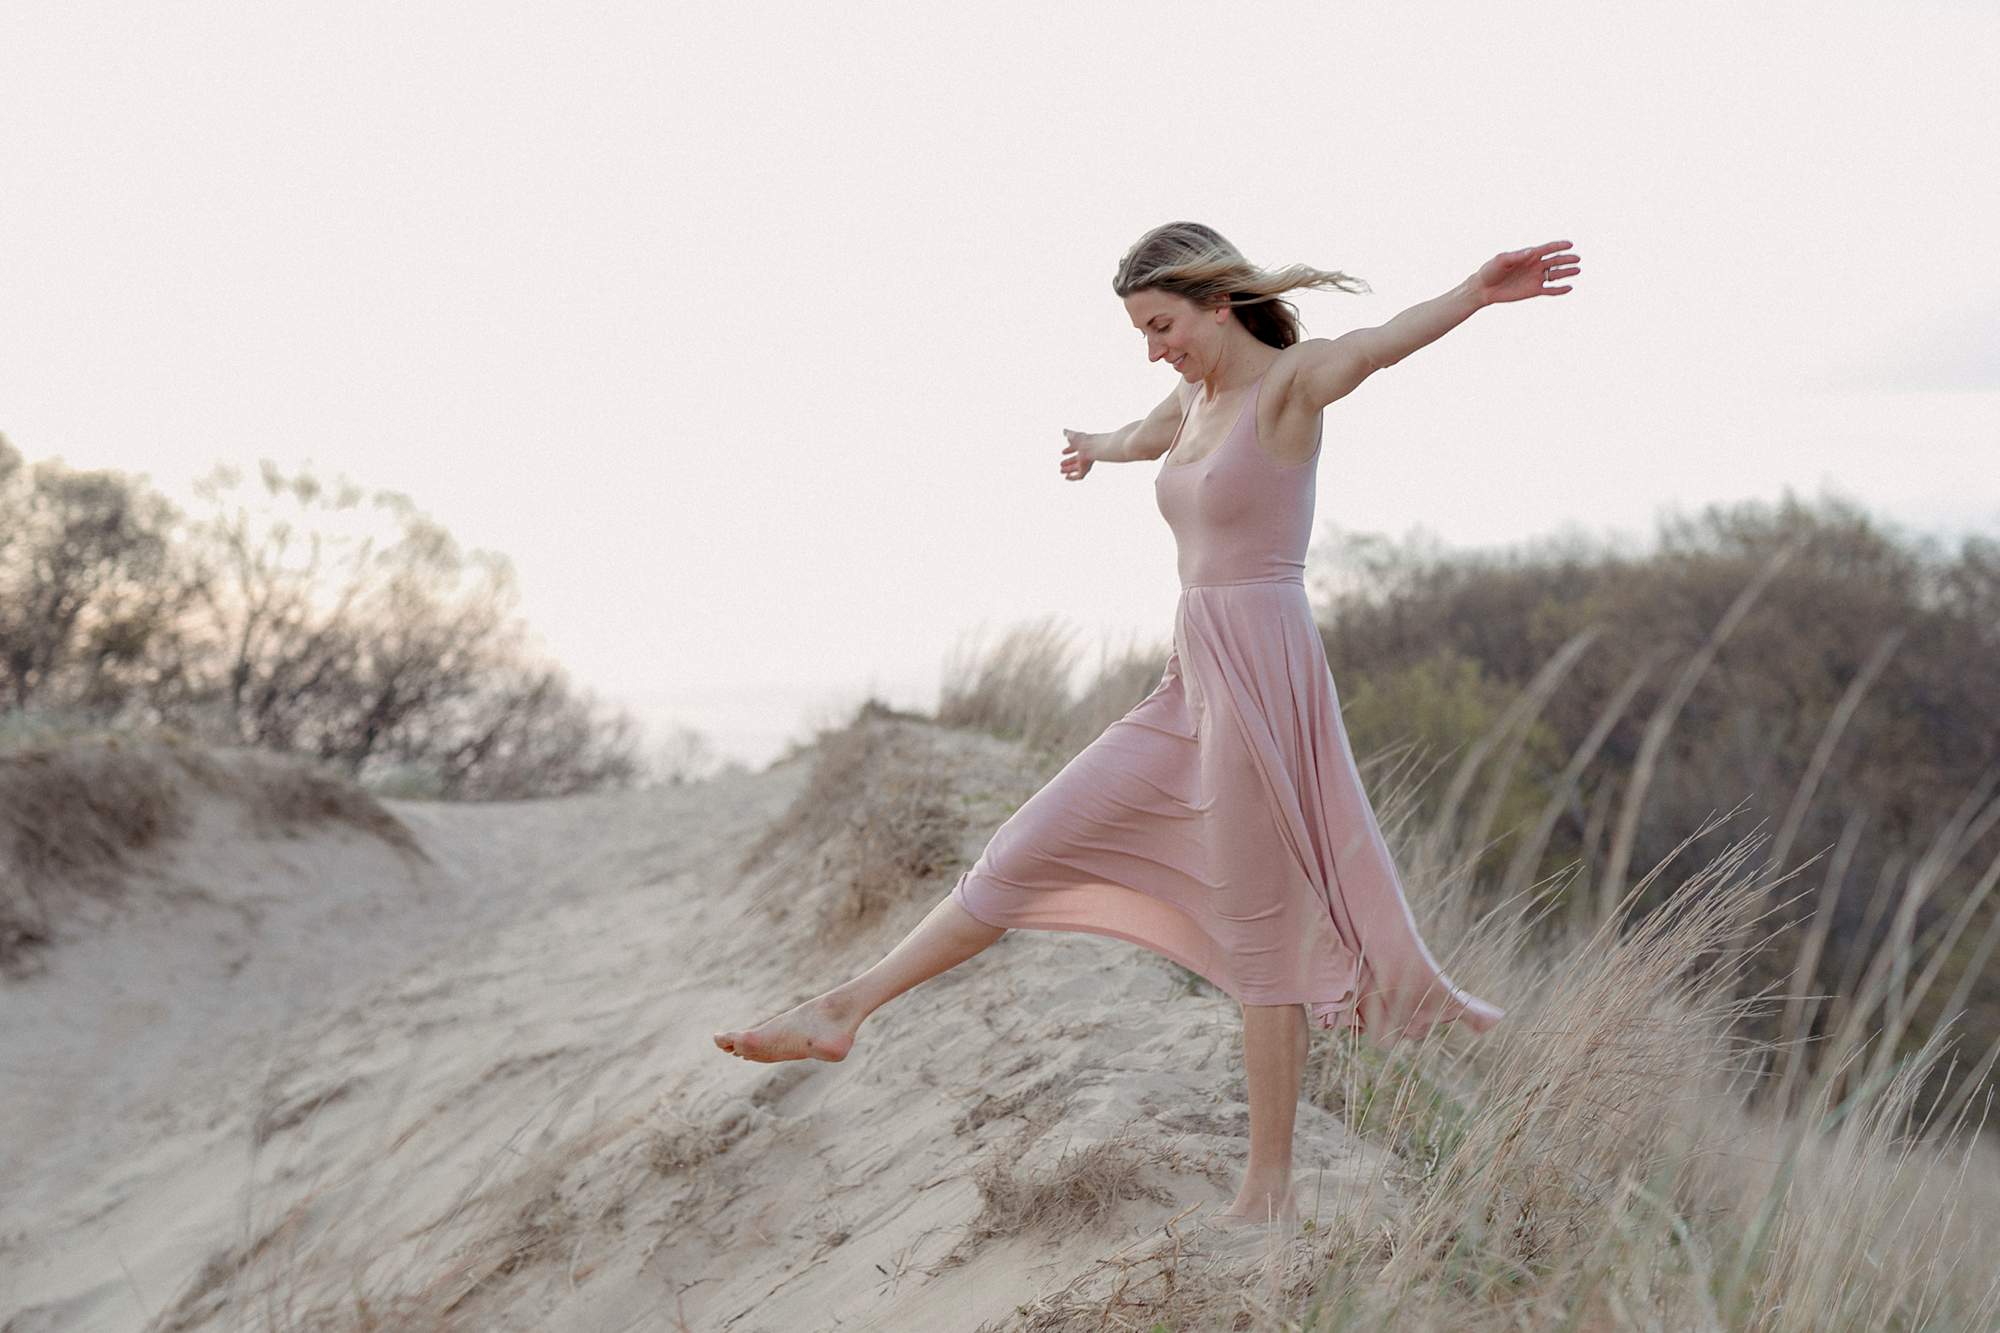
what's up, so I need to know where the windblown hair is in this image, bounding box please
[1112,221,1371,349]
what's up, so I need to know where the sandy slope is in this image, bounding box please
[1,723,1398,1331]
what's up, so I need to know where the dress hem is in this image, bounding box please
[950,870,1497,1044]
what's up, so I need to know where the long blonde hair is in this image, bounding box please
[1111,221,1370,349]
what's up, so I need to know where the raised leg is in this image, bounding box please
[712,892,1006,1062]
[1222,1000,1308,1225]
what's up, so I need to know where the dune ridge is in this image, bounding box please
[4,719,1375,1331]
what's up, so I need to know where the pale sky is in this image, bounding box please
[4,1,1996,773]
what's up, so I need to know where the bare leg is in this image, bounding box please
[1219,1001,1308,1225]
[712,892,1007,1062]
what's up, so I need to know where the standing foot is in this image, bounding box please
[712,993,859,1063]
[1214,1185,1299,1232]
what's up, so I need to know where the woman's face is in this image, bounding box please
[1122,289,1216,380]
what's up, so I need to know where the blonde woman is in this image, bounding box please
[717,221,1581,1234]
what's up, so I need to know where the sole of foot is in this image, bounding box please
[712,996,856,1063]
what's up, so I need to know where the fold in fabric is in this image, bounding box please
[952,582,1501,1041]
[951,368,1501,1043]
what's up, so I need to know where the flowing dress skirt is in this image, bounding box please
[950,577,1503,1042]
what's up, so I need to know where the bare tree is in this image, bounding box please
[2,441,641,799]
[156,459,641,796]
[0,440,182,716]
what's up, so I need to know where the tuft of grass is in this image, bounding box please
[1272,817,2000,1331]
[734,707,970,937]
[922,605,1999,1329]
[960,1128,1179,1248]
[934,619,1180,780]
[0,729,198,973]
[0,724,427,974]
[195,745,425,857]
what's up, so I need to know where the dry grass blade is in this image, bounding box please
[1458,626,1600,876]
[1598,541,1798,919]
[1764,628,1902,885]
[1774,805,1867,1114]
[1434,625,1599,851]
[1495,648,1662,919]
[1846,777,2000,1089]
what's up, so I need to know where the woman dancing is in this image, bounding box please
[716,221,1581,1232]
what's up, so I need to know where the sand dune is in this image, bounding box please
[2,721,1403,1331]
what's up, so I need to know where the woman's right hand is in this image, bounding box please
[1060,428,1100,481]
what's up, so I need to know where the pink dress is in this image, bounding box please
[949,366,1504,1041]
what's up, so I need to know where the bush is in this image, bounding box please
[0,435,642,800]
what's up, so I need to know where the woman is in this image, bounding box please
[715,221,1581,1233]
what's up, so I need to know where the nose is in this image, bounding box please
[1148,343,1165,362]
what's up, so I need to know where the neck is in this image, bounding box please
[1200,340,1277,400]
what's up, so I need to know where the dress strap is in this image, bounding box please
[1162,385,1196,460]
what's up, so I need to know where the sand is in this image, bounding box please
[1,723,1401,1331]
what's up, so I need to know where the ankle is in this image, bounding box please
[816,987,868,1031]
[1236,1171,1295,1200]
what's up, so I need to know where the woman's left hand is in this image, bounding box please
[1474,240,1581,305]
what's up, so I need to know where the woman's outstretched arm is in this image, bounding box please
[1060,383,1184,479]
[1290,239,1581,414]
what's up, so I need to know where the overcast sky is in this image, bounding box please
[4,1,1995,773]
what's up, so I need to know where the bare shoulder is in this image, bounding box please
[1275,334,1383,419]
[1257,344,1328,465]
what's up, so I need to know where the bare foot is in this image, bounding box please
[712,994,857,1063]
[1212,1190,1299,1232]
